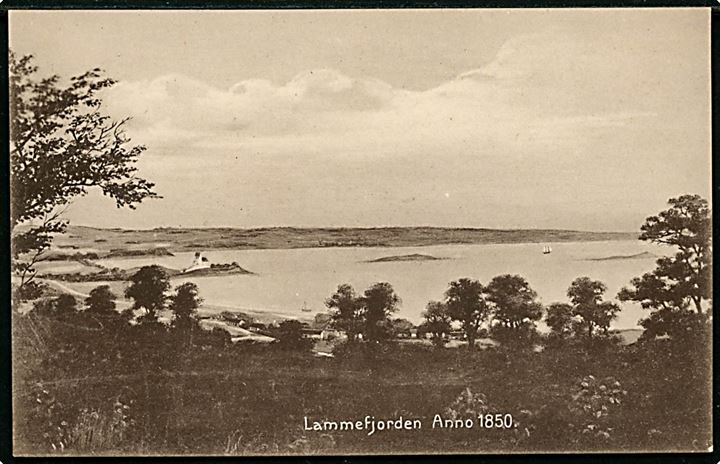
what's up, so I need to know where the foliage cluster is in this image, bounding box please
[10,53,158,294]
[325,282,400,343]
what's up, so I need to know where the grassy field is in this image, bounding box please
[54,225,638,254]
[12,314,711,456]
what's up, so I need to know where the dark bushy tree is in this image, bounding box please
[568,277,620,339]
[84,285,117,315]
[10,52,158,295]
[545,303,574,340]
[422,301,452,347]
[325,284,363,342]
[445,278,489,350]
[360,282,401,342]
[487,274,543,343]
[30,294,78,318]
[273,320,313,351]
[618,194,711,340]
[55,294,78,314]
[170,282,203,340]
[124,266,170,323]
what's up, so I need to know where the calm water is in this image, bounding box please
[76,240,664,329]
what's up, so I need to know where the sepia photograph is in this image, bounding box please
[7,7,713,456]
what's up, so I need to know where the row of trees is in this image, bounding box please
[322,195,711,349]
[32,265,320,351]
[323,274,619,350]
[32,266,205,341]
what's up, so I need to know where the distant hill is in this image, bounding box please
[54,225,639,253]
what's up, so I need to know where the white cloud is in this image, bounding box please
[104,29,660,165]
[63,26,708,231]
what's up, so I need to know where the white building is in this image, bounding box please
[183,251,210,273]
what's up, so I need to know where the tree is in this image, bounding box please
[10,52,158,295]
[486,274,543,341]
[618,194,711,339]
[124,266,170,323]
[325,284,363,342]
[360,282,401,342]
[567,277,620,339]
[84,285,117,315]
[55,294,78,315]
[273,320,313,351]
[31,294,78,318]
[169,282,203,333]
[445,278,489,350]
[545,303,574,339]
[313,312,332,330]
[422,301,452,347]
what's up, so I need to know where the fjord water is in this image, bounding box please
[94,239,663,329]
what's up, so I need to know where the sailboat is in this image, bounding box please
[300,301,312,312]
[542,245,552,255]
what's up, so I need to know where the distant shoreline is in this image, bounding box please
[55,225,639,253]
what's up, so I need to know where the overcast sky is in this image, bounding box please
[10,9,711,231]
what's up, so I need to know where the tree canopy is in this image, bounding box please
[273,320,313,351]
[618,194,711,339]
[31,293,78,319]
[85,285,117,315]
[445,278,489,350]
[360,282,401,342]
[422,300,452,347]
[325,283,363,341]
[170,282,203,332]
[487,274,543,330]
[545,303,574,339]
[10,52,158,294]
[124,266,170,323]
[567,277,620,339]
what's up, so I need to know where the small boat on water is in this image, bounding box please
[542,245,552,255]
[300,301,312,312]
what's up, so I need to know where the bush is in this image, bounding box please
[30,294,78,319]
[569,375,627,443]
[490,323,539,349]
[443,387,489,419]
[13,280,50,303]
[272,320,313,352]
[85,285,117,315]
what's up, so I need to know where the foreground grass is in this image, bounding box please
[12,315,711,455]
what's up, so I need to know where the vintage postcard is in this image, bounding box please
[8,8,713,456]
